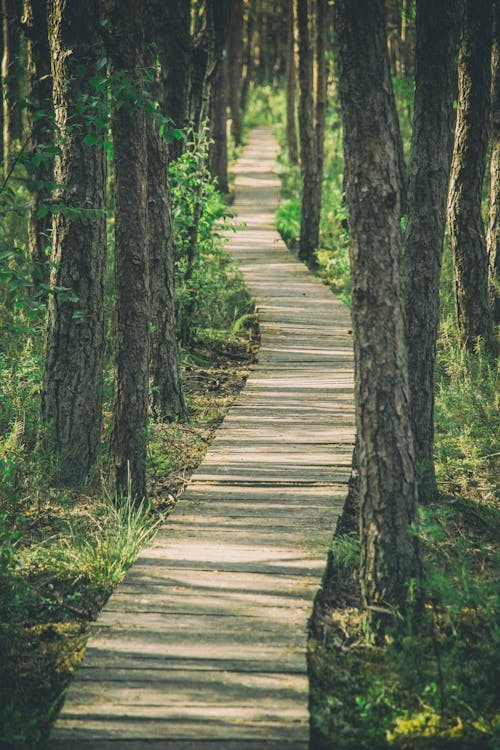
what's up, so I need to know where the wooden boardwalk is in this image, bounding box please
[49,127,355,749]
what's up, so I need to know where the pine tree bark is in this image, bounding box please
[145,0,187,422]
[285,0,298,165]
[404,0,459,501]
[23,0,53,292]
[41,0,107,485]
[295,0,319,267]
[488,5,500,326]
[162,0,190,162]
[448,0,496,354]
[107,0,150,500]
[334,0,421,622]
[227,0,244,147]
[2,0,23,168]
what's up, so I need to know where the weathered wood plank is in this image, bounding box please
[49,126,355,748]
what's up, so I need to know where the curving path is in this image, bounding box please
[49,127,355,749]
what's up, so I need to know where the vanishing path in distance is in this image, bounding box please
[49,126,355,750]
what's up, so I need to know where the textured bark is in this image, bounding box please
[404,0,459,501]
[2,0,23,167]
[145,0,187,422]
[334,0,421,621]
[296,0,319,267]
[107,0,150,500]
[161,0,190,161]
[488,4,500,326]
[285,1,298,165]
[314,0,327,208]
[23,0,53,291]
[188,26,208,132]
[41,0,107,485]
[227,0,244,146]
[448,0,496,354]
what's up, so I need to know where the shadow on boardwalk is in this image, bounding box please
[49,126,355,750]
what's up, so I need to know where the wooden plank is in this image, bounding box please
[48,126,355,749]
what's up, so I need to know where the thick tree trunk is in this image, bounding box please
[146,118,187,422]
[285,1,298,165]
[23,0,53,292]
[315,0,327,206]
[488,6,500,326]
[296,0,319,267]
[404,0,458,501]
[2,0,23,168]
[41,0,107,485]
[107,0,150,500]
[334,0,421,623]
[144,0,187,422]
[227,0,244,147]
[162,0,190,162]
[448,0,496,354]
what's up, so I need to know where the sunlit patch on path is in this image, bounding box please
[49,127,355,749]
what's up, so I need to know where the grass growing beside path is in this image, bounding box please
[253,85,500,748]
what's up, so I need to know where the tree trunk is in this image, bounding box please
[23,0,53,293]
[488,5,500,326]
[315,0,327,206]
[204,0,232,192]
[228,0,244,147]
[404,0,459,502]
[145,0,187,422]
[285,1,298,165]
[334,0,421,624]
[208,52,229,193]
[162,0,190,162]
[240,0,255,114]
[41,0,107,486]
[2,0,23,168]
[107,0,150,501]
[296,0,319,267]
[448,0,496,354]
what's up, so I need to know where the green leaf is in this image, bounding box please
[83,133,98,147]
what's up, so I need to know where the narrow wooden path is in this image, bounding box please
[49,127,355,749]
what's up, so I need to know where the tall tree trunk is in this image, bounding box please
[2,0,23,168]
[240,0,254,114]
[488,4,500,326]
[41,0,107,485]
[315,0,327,208]
[23,0,53,292]
[162,0,190,162]
[404,0,459,502]
[448,0,496,354]
[285,0,298,165]
[107,0,150,500]
[203,0,232,191]
[334,0,421,624]
[296,0,319,267]
[145,0,187,422]
[208,53,229,193]
[228,0,244,147]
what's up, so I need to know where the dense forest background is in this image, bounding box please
[0,0,498,748]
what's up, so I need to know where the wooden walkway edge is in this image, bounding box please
[48,127,355,749]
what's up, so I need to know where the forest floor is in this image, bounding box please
[0,328,258,750]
